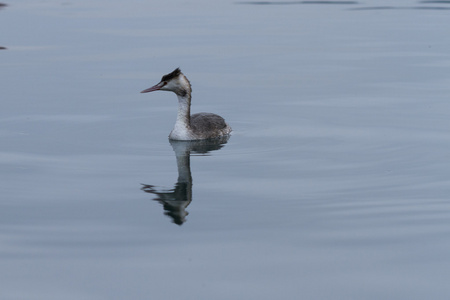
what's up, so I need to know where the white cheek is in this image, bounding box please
[165,82,177,90]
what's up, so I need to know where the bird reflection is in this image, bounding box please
[0,3,6,50]
[141,136,229,225]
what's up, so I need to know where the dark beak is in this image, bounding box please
[141,82,163,93]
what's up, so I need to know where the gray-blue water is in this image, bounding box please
[2,0,450,299]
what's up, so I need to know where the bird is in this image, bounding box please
[141,68,232,140]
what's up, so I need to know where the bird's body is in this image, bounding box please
[141,68,232,141]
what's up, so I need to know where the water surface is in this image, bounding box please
[2,0,450,299]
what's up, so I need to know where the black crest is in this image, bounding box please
[161,68,182,82]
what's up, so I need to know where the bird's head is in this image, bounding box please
[141,68,191,97]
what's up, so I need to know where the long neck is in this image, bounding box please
[175,149,192,184]
[174,93,191,131]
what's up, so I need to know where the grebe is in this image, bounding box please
[141,68,232,140]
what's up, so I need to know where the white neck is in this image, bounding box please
[170,94,192,140]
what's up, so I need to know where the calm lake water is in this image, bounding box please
[2,0,450,299]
